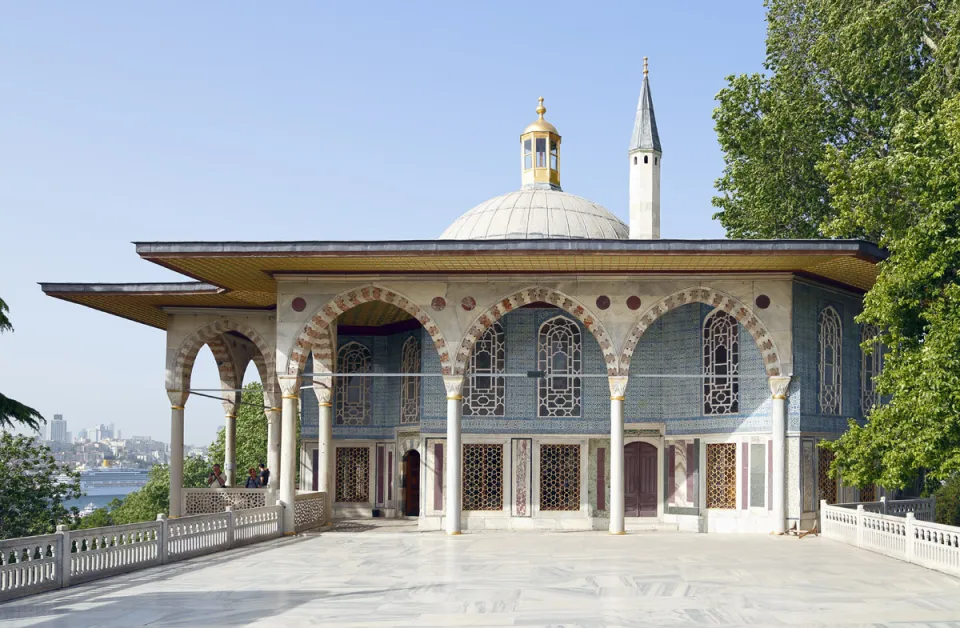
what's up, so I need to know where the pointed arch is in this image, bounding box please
[619,287,783,377]
[285,285,452,379]
[170,319,279,407]
[453,286,618,376]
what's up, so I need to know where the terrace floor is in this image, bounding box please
[3,519,960,627]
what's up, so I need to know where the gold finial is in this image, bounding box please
[536,96,546,119]
[643,57,649,76]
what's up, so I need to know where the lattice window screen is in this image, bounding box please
[860,324,882,416]
[537,316,582,418]
[703,310,740,415]
[462,444,503,511]
[818,307,843,415]
[463,322,505,417]
[706,443,737,509]
[335,447,370,503]
[400,336,421,424]
[817,446,837,505]
[539,444,580,511]
[860,484,876,502]
[336,342,372,426]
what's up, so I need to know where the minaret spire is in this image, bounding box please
[629,57,662,239]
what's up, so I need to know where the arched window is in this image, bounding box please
[818,307,843,415]
[538,316,582,418]
[336,341,371,426]
[463,322,505,417]
[703,310,740,415]
[860,324,882,415]
[400,336,420,424]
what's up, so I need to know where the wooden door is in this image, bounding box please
[638,442,657,516]
[403,450,420,516]
[625,442,641,517]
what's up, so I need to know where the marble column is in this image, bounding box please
[167,390,188,518]
[443,376,464,535]
[224,413,237,486]
[314,384,334,513]
[608,376,628,535]
[770,376,791,535]
[279,376,301,535]
[265,405,281,490]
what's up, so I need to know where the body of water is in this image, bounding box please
[65,495,125,511]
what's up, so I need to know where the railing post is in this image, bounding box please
[156,513,168,565]
[905,512,916,563]
[225,506,235,548]
[880,495,887,515]
[856,504,864,548]
[56,524,71,589]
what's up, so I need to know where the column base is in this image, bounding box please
[609,530,627,535]
[446,531,462,536]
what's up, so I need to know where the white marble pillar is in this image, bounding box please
[224,413,237,486]
[266,405,281,490]
[443,376,464,535]
[314,384,334,511]
[770,376,791,535]
[279,376,300,535]
[167,390,188,518]
[608,376,628,535]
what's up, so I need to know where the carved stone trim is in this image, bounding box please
[443,375,464,400]
[608,376,628,399]
[769,376,791,399]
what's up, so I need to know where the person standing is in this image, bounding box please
[207,463,226,488]
[257,462,270,488]
[244,467,259,488]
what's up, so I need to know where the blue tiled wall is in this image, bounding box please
[792,281,866,434]
[625,303,772,435]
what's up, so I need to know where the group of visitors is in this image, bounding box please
[206,463,270,488]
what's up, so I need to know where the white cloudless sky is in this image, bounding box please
[0,2,767,446]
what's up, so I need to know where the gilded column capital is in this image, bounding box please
[608,376,628,401]
[768,376,792,399]
[166,389,189,407]
[443,375,465,400]
[313,384,333,407]
[278,375,301,398]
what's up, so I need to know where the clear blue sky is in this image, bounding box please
[0,3,767,447]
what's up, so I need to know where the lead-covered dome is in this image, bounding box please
[439,189,628,240]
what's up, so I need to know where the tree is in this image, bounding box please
[208,382,268,482]
[0,297,44,431]
[713,0,960,487]
[0,432,81,539]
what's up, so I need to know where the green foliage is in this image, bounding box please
[934,476,960,527]
[715,0,960,488]
[209,382,269,483]
[0,296,44,431]
[0,432,81,539]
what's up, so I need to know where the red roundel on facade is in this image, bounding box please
[595,295,611,310]
[626,296,642,310]
[755,295,771,309]
[431,297,446,311]
[461,296,476,311]
[291,297,307,312]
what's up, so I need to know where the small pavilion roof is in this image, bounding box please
[41,238,886,330]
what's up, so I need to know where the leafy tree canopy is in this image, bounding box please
[0,432,81,539]
[713,0,960,487]
[209,382,269,483]
[0,297,44,431]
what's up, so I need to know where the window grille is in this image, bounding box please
[462,444,503,511]
[335,447,369,502]
[706,443,737,509]
[537,316,582,418]
[463,322,505,417]
[818,307,843,415]
[703,310,740,415]
[860,484,876,502]
[400,336,420,424]
[860,324,882,415]
[336,342,372,425]
[817,446,837,505]
[539,444,580,511]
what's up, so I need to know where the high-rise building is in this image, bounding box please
[49,414,68,443]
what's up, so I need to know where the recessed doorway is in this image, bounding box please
[402,450,420,516]
[625,442,657,517]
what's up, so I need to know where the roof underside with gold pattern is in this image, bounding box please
[41,239,885,330]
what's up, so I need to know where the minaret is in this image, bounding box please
[629,57,662,239]
[520,97,561,191]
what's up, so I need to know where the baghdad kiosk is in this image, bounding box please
[43,61,884,535]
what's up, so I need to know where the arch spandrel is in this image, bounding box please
[453,286,619,377]
[618,286,784,378]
